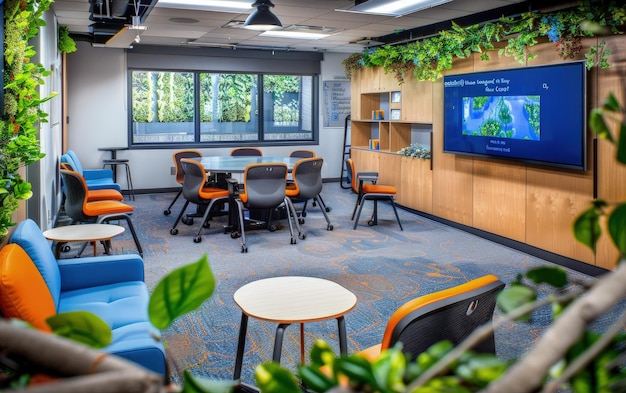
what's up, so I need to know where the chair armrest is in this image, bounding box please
[356,172,379,183]
[58,254,145,291]
[82,168,114,180]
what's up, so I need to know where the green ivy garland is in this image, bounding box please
[343,2,626,83]
[1,0,54,239]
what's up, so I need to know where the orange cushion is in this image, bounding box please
[84,200,134,216]
[87,189,124,202]
[198,187,229,200]
[0,244,55,331]
[363,184,396,195]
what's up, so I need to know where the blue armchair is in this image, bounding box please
[61,150,121,192]
[0,219,166,375]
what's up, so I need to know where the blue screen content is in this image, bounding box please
[443,61,586,170]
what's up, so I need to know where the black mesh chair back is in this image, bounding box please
[60,169,92,223]
[164,150,202,216]
[386,276,505,359]
[230,147,262,157]
[290,157,323,201]
[242,163,288,210]
[289,150,315,158]
[180,159,208,205]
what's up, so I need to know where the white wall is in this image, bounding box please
[65,44,351,191]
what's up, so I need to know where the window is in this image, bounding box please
[130,71,317,146]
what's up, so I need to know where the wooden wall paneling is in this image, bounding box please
[379,153,402,195]
[593,35,626,269]
[472,159,527,242]
[402,72,433,122]
[351,71,362,119]
[526,166,595,265]
[400,156,433,213]
[379,68,399,92]
[359,67,380,93]
[432,74,474,226]
[350,148,380,173]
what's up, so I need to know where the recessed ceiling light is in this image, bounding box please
[336,0,453,17]
[157,0,253,13]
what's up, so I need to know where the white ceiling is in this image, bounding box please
[53,0,531,52]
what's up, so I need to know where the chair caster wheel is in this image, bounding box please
[298,218,305,225]
[193,236,202,243]
[302,212,307,217]
[170,228,178,235]
[62,245,71,252]
[203,222,211,228]
[327,224,333,231]
[368,220,375,226]
[241,246,248,253]
[164,209,171,215]
[290,238,297,245]
[298,232,306,240]
[182,217,194,225]
[231,231,240,239]
[325,207,331,212]
[268,224,277,232]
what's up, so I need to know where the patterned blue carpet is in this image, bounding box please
[74,181,606,386]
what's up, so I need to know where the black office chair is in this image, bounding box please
[288,150,331,217]
[164,149,202,216]
[170,158,229,243]
[230,147,263,157]
[285,157,333,237]
[358,275,505,361]
[233,162,297,253]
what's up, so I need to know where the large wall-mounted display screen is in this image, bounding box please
[443,61,587,170]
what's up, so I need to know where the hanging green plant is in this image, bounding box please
[341,53,364,79]
[58,25,77,54]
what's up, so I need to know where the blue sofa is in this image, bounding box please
[61,150,121,192]
[0,219,166,376]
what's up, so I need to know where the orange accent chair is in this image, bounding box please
[169,158,230,243]
[359,275,505,362]
[164,149,202,216]
[61,162,124,202]
[345,158,403,230]
[60,169,143,256]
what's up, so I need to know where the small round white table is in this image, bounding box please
[232,276,357,380]
[43,224,125,258]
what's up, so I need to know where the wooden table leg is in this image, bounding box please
[300,323,305,365]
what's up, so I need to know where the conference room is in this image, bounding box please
[1,0,625,391]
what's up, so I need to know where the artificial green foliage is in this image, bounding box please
[182,370,237,393]
[1,0,54,239]
[46,311,112,349]
[525,266,568,288]
[57,25,77,53]
[343,2,626,83]
[398,144,431,159]
[496,284,536,322]
[148,253,215,329]
[574,200,607,255]
[255,362,301,393]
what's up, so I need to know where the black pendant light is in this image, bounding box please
[243,0,283,31]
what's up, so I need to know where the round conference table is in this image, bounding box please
[198,155,302,173]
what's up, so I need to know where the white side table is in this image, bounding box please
[43,224,125,258]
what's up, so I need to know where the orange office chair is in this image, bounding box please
[60,162,124,202]
[233,162,297,253]
[169,158,230,243]
[289,150,331,216]
[164,149,202,216]
[230,147,263,156]
[359,275,505,362]
[60,169,143,256]
[285,157,333,236]
[345,158,403,231]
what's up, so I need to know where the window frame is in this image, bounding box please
[127,69,319,149]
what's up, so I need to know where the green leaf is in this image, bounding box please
[525,266,568,288]
[496,285,536,321]
[148,254,215,329]
[46,311,112,349]
[308,339,335,368]
[602,92,622,112]
[298,366,335,393]
[182,370,236,393]
[335,355,377,387]
[607,203,626,256]
[617,122,626,165]
[372,345,406,391]
[573,206,603,253]
[589,108,615,142]
[255,362,301,393]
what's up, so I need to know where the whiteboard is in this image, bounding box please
[322,80,351,128]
